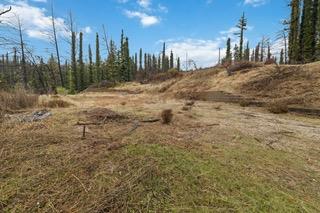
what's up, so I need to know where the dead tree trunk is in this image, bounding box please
[17,17,28,89]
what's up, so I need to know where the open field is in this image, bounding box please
[1,65,320,212]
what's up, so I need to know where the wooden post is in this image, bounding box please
[82,125,86,139]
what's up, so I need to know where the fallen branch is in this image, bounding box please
[140,118,160,123]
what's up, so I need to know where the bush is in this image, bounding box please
[151,69,183,82]
[161,109,173,124]
[239,100,251,107]
[267,101,288,114]
[40,98,72,108]
[56,87,69,95]
[227,61,261,75]
[264,58,277,65]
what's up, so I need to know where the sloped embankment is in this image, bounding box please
[163,62,320,108]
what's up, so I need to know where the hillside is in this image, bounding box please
[117,62,320,109]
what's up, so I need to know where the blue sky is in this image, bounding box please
[0,0,289,68]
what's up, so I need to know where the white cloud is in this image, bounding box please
[0,1,68,41]
[244,0,267,7]
[125,10,160,27]
[81,26,92,34]
[161,38,224,69]
[137,0,151,9]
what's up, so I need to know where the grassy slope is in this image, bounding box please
[1,99,319,212]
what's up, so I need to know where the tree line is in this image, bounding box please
[0,7,181,94]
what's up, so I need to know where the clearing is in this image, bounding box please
[1,64,320,212]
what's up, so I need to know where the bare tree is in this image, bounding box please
[102,24,110,55]
[0,6,11,17]
[16,16,28,89]
[51,4,64,87]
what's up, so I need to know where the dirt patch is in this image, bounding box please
[83,108,128,123]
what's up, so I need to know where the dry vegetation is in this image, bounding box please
[1,63,320,212]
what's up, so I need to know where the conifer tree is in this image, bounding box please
[162,42,166,72]
[233,44,240,62]
[70,31,77,93]
[235,13,247,60]
[255,43,260,62]
[79,32,85,90]
[288,0,301,63]
[244,41,250,61]
[267,42,272,60]
[177,57,181,71]
[95,33,101,83]
[226,38,232,63]
[88,44,94,84]
[312,0,318,60]
[170,50,174,69]
[251,49,255,62]
[280,49,284,64]
[139,48,143,71]
[300,0,313,63]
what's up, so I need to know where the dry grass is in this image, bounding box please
[227,61,262,74]
[39,96,73,108]
[161,109,173,124]
[267,101,289,114]
[0,88,38,111]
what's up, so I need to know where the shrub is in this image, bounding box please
[239,100,251,107]
[264,58,277,65]
[227,61,262,75]
[161,109,173,124]
[267,101,288,114]
[40,99,72,108]
[56,87,69,95]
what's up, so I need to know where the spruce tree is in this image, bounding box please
[288,0,301,63]
[162,42,166,72]
[226,38,232,63]
[177,57,181,71]
[267,42,272,60]
[300,0,313,63]
[95,33,101,83]
[244,41,250,61]
[280,49,284,64]
[79,32,85,90]
[88,44,94,84]
[70,31,77,93]
[170,50,174,69]
[139,48,143,71]
[233,44,240,62]
[312,0,318,60]
[255,43,260,62]
[235,13,247,60]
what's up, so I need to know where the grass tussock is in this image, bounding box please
[267,101,289,114]
[39,96,72,108]
[161,109,173,124]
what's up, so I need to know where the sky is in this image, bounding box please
[0,0,289,69]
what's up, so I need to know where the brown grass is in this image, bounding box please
[227,61,262,75]
[161,109,173,124]
[239,100,251,107]
[0,88,38,111]
[267,101,289,114]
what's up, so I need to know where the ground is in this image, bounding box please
[1,65,320,212]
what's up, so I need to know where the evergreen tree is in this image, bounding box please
[170,50,174,69]
[288,0,301,63]
[255,43,260,62]
[233,44,240,62]
[280,49,284,64]
[79,32,85,90]
[162,42,166,72]
[95,33,101,83]
[251,49,255,62]
[226,38,232,63]
[70,31,77,93]
[139,48,143,71]
[177,57,181,71]
[300,0,313,63]
[88,44,94,84]
[267,42,272,60]
[244,41,250,61]
[235,12,247,60]
[312,0,319,60]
